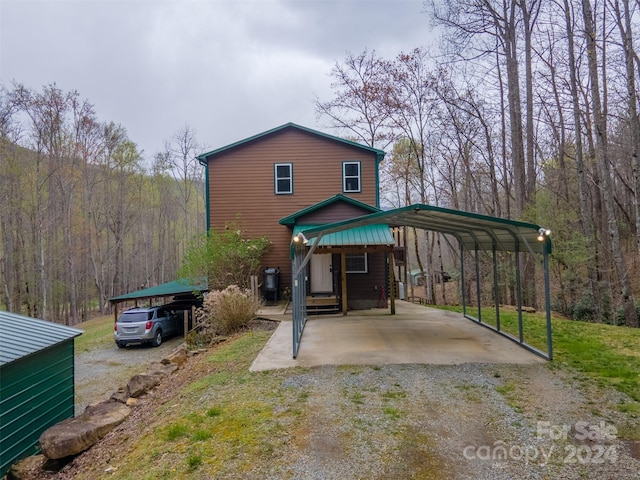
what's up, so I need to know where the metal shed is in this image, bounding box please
[291,204,553,360]
[0,311,82,476]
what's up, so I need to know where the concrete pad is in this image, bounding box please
[250,301,544,371]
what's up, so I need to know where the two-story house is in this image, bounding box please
[197,123,396,312]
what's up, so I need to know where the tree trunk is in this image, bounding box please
[582,0,637,327]
[563,0,602,321]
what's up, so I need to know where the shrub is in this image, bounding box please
[571,294,595,322]
[178,223,270,290]
[614,302,640,326]
[195,285,261,336]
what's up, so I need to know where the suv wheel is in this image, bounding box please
[116,342,126,349]
[151,330,162,347]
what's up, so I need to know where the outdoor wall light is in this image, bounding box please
[294,232,308,244]
[537,227,551,242]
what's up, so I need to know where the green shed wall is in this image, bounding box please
[0,340,76,476]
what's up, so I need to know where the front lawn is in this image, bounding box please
[434,305,640,403]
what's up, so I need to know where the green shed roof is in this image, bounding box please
[0,311,83,366]
[293,224,394,246]
[109,278,208,302]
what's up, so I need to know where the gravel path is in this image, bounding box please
[269,363,640,479]
[74,335,184,415]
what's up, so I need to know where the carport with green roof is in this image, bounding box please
[109,278,208,323]
[290,204,553,361]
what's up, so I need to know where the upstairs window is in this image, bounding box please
[345,253,368,273]
[343,161,361,193]
[275,163,293,194]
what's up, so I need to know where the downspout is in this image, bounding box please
[197,155,210,232]
[375,152,384,208]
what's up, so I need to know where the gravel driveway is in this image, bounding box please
[271,363,640,479]
[32,325,640,480]
[74,335,184,415]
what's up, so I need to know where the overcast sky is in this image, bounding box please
[1,0,433,161]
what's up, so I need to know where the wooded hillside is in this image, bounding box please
[0,83,205,324]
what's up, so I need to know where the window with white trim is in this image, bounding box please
[274,163,293,194]
[343,161,361,193]
[345,253,367,273]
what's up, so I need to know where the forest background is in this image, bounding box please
[2,0,640,328]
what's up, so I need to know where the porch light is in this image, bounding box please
[294,232,308,244]
[537,227,551,242]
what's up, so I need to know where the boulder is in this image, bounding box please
[147,361,178,377]
[110,386,129,404]
[39,402,130,459]
[127,373,161,398]
[6,454,46,480]
[162,346,188,366]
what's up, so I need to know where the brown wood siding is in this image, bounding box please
[297,202,374,225]
[207,128,379,291]
[345,253,387,309]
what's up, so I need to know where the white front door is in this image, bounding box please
[310,253,333,293]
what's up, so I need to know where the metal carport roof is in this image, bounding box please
[296,204,551,255]
[109,278,208,323]
[109,278,208,303]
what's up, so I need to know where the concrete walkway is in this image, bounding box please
[250,300,544,371]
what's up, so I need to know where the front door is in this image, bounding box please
[310,253,333,293]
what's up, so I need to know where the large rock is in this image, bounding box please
[39,402,130,459]
[110,386,129,403]
[162,346,188,366]
[147,361,178,377]
[6,455,46,480]
[127,373,161,398]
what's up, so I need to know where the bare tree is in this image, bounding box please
[155,124,204,246]
[314,50,394,149]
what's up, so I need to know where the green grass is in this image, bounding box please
[206,406,223,417]
[105,330,291,479]
[165,423,189,441]
[186,454,203,471]
[382,406,403,419]
[75,315,115,351]
[433,305,640,402]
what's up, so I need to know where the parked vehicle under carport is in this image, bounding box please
[114,306,181,348]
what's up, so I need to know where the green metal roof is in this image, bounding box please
[297,204,552,255]
[0,311,83,366]
[279,194,380,226]
[109,278,208,302]
[197,122,386,164]
[293,224,394,246]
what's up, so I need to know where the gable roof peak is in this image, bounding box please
[279,194,380,226]
[197,123,385,164]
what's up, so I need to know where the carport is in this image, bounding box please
[109,278,207,324]
[291,204,553,360]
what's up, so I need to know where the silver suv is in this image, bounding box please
[114,306,180,348]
